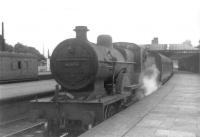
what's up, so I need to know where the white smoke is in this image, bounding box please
[142,65,159,96]
[136,64,160,100]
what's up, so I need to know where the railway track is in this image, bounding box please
[0,118,81,137]
[0,118,45,137]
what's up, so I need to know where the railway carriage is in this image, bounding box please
[0,52,38,83]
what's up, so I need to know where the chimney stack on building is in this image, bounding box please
[0,22,5,51]
[151,37,159,45]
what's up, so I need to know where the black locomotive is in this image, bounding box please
[31,26,173,137]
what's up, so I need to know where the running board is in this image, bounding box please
[124,84,141,91]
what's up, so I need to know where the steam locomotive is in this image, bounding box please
[31,26,173,137]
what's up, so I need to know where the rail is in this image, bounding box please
[2,122,44,137]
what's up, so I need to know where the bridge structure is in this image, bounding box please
[142,40,200,73]
[148,49,200,59]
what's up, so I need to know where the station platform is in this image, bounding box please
[0,79,57,101]
[79,72,200,137]
[38,71,51,75]
[38,71,52,80]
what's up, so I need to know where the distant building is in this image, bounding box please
[144,37,168,50]
[151,37,159,45]
[38,50,51,72]
[0,35,5,51]
[143,37,199,51]
[169,44,198,50]
[196,40,200,49]
[38,60,47,72]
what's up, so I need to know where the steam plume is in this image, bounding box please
[136,64,160,100]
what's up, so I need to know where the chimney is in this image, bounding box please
[1,22,5,51]
[74,26,89,41]
[2,22,4,38]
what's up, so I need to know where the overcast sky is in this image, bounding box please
[0,0,200,56]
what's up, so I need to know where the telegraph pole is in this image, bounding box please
[43,44,45,57]
[47,49,50,59]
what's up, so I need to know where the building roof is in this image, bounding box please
[148,44,168,50]
[168,44,199,50]
[0,51,37,58]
